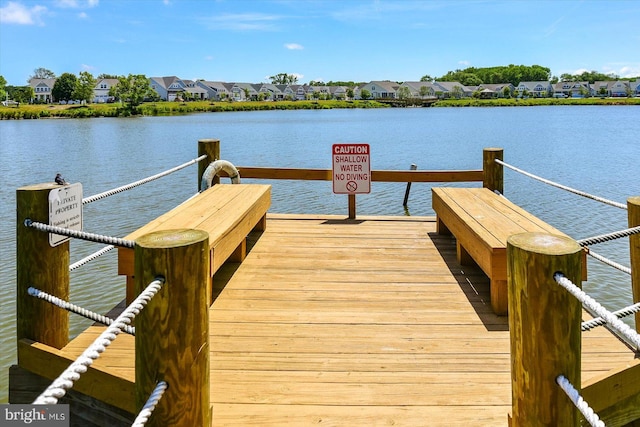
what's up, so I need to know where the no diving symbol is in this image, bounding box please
[346,181,358,192]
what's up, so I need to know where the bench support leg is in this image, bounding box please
[230,238,247,263]
[436,216,451,235]
[254,214,267,232]
[456,242,475,266]
[491,279,508,316]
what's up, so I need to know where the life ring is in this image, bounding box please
[200,160,241,191]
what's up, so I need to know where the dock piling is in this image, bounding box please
[507,232,583,426]
[134,228,211,427]
[198,139,220,190]
[629,196,640,331]
[483,148,504,194]
[16,183,70,349]
[402,164,417,207]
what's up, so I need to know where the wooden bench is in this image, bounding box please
[118,184,271,305]
[432,187,586,315]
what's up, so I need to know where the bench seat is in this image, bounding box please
[432,187,585,315]
[118,184,271,304]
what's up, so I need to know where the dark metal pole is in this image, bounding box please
[402,164,417,207]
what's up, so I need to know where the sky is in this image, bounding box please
[1,0,639,86]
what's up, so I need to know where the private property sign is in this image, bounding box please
[332,143,371,194]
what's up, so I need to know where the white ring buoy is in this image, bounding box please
[200,160,241,191]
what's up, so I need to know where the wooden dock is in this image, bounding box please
[15,213,635,426]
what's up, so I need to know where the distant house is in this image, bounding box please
[433,81,470,98]
[360,81,399,99]
[397,81,437,98]
[592,81,612,97]
[553,81,590,98]
[231,83,260,101]
[631,80,640,96]
[197,81,232,100]
[516,81,553,98]
[477,83,515,98]
[29,78,56,103]
[609,81,630,97]
[150,76,186,101]
[93,78,119,103]
[257,84,284,101]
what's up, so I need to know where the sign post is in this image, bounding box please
[332,143,371,218]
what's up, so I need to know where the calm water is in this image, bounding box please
[0,106,638,402]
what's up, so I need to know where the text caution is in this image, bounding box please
[332,143,370,194]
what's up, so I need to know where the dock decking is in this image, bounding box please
[30,214,634,426]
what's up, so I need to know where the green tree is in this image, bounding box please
[360,89,371,100]
[502,86,512,98]
[30,67,56,81]
[109,74,154,109]
[419,85,431,98]
[397,86,411,99]
[346,88,354,99]
[269,73,298,84]
[0,75,6,101]
[73,71,96,104]
[7,85,34,103]
[451,86,463,99]
[420,74,433,82]
[97,73,119,79]
[52,73,77,101]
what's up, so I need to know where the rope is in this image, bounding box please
[28,286,135,335]
[577,226,640,247]
[131,381,168,427]
[586,249,631,275]
[496,159,627,210]
[82,155,207,205]
[25,219,134,248]
[582,302,640,331]
[33,277,164,405]
[554,273,640,350]
[556,375,605,427]
[69,245,115,271]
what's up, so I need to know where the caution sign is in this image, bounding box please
[332,143,370,194]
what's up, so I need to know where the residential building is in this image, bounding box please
[29,78,56,103]
[477,83,515,98]
[93,78,119,103]
[397,81,438,98]
[516,81,553,98]
[360,81,399,99]
[433,81,470,98]
[553,81,590,98]
[150,76,186,101]
[197,81,232,101]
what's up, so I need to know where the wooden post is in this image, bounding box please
[198,138,220,190]
[348,194,356,219]
[135,229,210,427]
[629,196,640,331]
[483,147,503,194]
[507,232,583,426]
[16,183,69,349]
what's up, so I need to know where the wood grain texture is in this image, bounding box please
[16,184,69,349]
[135,229,210,427]
[628,196,640,331]
[507,233,583,426]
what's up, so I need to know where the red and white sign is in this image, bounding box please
[332,143,370,194]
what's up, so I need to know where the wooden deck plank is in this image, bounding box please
[45,214,634,425]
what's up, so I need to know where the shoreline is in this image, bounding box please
[1,97,638,120]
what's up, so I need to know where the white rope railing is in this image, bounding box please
[28,286,135,335]
[33,277,164,405]
[582,302,640,332]
[131,381,168,427]
[82,155,207,205]
[25,219,134,248]
[554,273,640,350]
[496,159,627,210]
[586,249,631,275]
[577,226,640,247]
[556,375,605,427]
[69,245,115,271]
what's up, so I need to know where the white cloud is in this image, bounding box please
[204,55,214,61]
[0,2,47,25]
[78,11,88,19]
[202,13,281,31]
[55,0,98,8]
[285,43,304,50]
[80,64,95,72]
[458,60,470,67]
